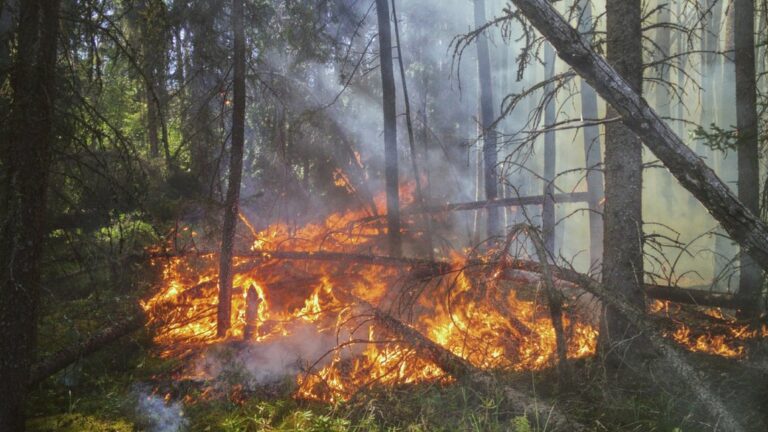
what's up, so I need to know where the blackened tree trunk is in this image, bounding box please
[473,0,500,240]
[375,0,402,257]
[599,0,645,356]
[734,0,764,316]
[217,0,246,336]
[577,0,604,269]
[0,0,60,428]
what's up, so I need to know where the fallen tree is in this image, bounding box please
[229,249,749,309]
[246,250,752,309]
[407,192,590,214]
[498,223,746,430]
[356,192,591,224]
[29,312,145,387]
[504,0,768,275]
[554,259,747,432]
[332,288,585,431]
[501,265,750,310]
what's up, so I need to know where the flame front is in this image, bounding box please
[143,188,760,403]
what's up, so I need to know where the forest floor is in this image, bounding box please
[24,328,768,432]
[25,259,768,431]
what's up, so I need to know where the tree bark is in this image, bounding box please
[187,1,220,199]
[543,42,557,254]
[391,0,434,259]
[0,0,60,428]
[474,0,501,240]
[599,0,645,357]
[375,0,402,257]
[577,0,604,269]
[217,0,246,337]
[734,0,764,317]
[505,0,768,273]
[714,2,739,291]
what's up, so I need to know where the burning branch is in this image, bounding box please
[332,288,585,431]
[515,225,571,385]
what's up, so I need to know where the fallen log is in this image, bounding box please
[333,288,585,431]
[245,249,449,272]
[29,312,145,387]
[155,249,749,310]
[151,249,452,273]
[492,226,744,432]
[643,285,750,310]
[407,192,590,214]
[499,261,751,310]
[356,192,591,224]
[562,265,746,432]
[506,0,768,274]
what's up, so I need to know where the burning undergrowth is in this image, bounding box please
[141,185,766,405]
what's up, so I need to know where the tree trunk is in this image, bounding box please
[654,0,679,208]
[217,0,246,337]
[375,0,401,257]
[187,2,219,199]
[714,1,738,291]
[577,0,604,270]
[503,0,768,274]
[473,0,501,240]
[599,0,645,357]
[734,0,764,317]
[543,43,557,254]
[0,0,60,429]
[391,0,434,259]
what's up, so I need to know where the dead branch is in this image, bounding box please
[333,288,585,431]
[521,226,571,385]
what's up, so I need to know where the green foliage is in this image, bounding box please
[692,123,738,153]
[27,414,133,432]
[511,416,532,432]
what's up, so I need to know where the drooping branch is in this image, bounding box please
[504,0,768,275]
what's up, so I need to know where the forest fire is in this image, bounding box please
[141,186,603,402]
[651,300,768,359]
[142,187,763,404]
